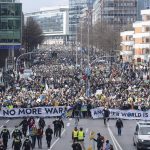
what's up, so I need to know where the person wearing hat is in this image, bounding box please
[93,133,104,150]
[45,125,53,149]
[12,126,22,139]
[0,126,10,149]
[12,136,22,150]
[22,136,32,150]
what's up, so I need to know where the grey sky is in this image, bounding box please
[20,0,68,13]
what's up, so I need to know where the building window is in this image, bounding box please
[146,38,150,43]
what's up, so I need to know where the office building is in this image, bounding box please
[133,9,150,63]
[0,0,22,68]
[69,0,94,42]
[120,9,150,63]
[25,6,69,45]
[93,0,150,30]
[120,31,134,62]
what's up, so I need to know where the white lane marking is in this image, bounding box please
[108,126,118,150]
[6,120,9,123]
[66,123,70,127]
[107,124,123,150]
[0,125,3,128]
[11,129,14,134]
[50,129,66,149]
[85,128,89,134]
[110,130,123,150]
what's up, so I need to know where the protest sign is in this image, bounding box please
[1,106,65,118]
[91,107,150,120]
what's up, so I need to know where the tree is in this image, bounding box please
[77,21,120,56]
[23,17,44,52]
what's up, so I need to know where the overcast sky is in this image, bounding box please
[20,0,68,13]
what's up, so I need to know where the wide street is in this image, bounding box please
[0,118,137,150]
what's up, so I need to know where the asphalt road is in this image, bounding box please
[0,118,137,150]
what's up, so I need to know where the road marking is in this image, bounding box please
[66,123,70,127]
[108,126,118,150]
[110,130,123,150]
[6,120,9,123]
[86,128,89,134]
[50,129,66,149]
[0,125,3,128]
[107,124,123,150]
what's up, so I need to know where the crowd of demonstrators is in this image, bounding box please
[0,52,150,114]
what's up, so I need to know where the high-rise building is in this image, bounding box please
[0,0,22,68]
[25,6,69,45]
[69,0,95,42]
[93,0,150,30]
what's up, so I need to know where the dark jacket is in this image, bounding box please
[22,139,32,150]
[58,120,64,128]
[72,143,82,150]
[0,129,10,139]
[116,119,123,128]
[45,128,53,139]
[93,136,104,147]
[103,109,110,118]
[19,119,28,129]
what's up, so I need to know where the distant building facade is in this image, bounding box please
[25,6,69,45]
[0,0,22,68]
[93,0,150,30]
[120,9,150,63]
[69,0,95,42]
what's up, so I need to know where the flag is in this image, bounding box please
[45,83,49,90]
[66,107,74,117]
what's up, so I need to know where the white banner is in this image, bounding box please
[1,106,65,118]
[91,107,150,120]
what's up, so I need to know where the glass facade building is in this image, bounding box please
[93,0,150,31]
[69,0,95,42]
[0,0,22,49]
[25,6,69,45]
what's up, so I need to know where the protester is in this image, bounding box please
[45,125,53,149]
[93,133,104,150]
[37,127,43,148]
[12,126,22,139]
[19,118,28,137]
[57,118,64,138]
[116,118,123,136]
[12,137,22,150]
[0,126,10,149]
[29,124,37,149]
[22,136,32,150]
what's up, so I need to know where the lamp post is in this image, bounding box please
[76,23,78,69]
